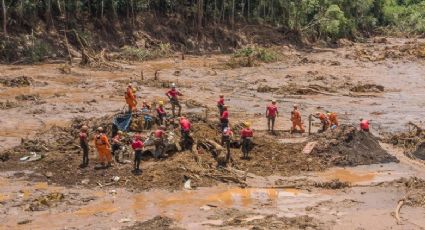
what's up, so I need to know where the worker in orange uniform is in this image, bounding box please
[240,122,254,159]
[94,127,112,168]
[217,94,225,116]
[328,112,339,129]
[166,83,183,117]
[266,99,279,133]
[360,118,370,132]
[125,83,137,112]
[290,104,305,133]
[314,112,330,133]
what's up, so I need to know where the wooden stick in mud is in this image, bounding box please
[395,199,405,224]
[308,114,312,135]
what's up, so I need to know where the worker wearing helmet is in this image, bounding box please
[328,112,339,128]
[240,122,254,159]
[125,83,137,112]
[153,125,167,158]
[290,104,305,133]
[217,94,225,116]
[314,112,330,133]
[111,131,123,162]
[94,127,112,167]
[166,83,183,117]
[266,99,279,133]
[220,105,229,131]
[156,101,167,125]
[360,118,370,132]
[131,133,144,174]
[179,117,192,150]
[222,124,234,165]
[79,125,90,167]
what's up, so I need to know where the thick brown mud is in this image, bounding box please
[1,37,425,229]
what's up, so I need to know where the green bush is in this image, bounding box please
[23,39,52,63]
[120,43,172,61]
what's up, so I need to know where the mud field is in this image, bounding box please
[1,38,425,229]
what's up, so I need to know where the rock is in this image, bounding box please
[200,205,211,211]
[45,172,53,178]
[81,179,90,185]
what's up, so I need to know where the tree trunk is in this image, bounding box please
[2,0,7,36]
[101,0,104,19]
[231,0,235,28]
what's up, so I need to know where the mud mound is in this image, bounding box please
[0,100,19,110]
[350,83,384,93]
[0,76,33,87]
[311,125,398,166]
[211,208,326,230]
[122,216,184,230]
[412,142,425,160]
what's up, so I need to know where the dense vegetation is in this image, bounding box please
[0,0,424,63]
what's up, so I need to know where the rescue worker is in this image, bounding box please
[314,112,330,133]
[240,122,254,159]
[153,125,167,158]
[179,117,192,150]
[222,125,234,165]
[141,100,151,110]
[125,83,137,112]
[217,94,225,116]
[166,83,183,117]
[328,112,339,129]
[266,99,279,133]
[142,106,153,130]
[111,131,123,162]
[94,127,112,167]
[220,105,229,131]
[131,134,144,174]
[290,104,305,133]
[156,101,167,125]
[79,125,89,167]
[360,118,370,132]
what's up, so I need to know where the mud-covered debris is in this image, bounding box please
[122,216,184,230]
[26,192,65,211]
[184,99,205,108]
[310,125,398,166]
[383,177,425,207]
[337,38,354,47]
[0,76,33,87]
[0,152,9,162]
[412,142,425,160]
[15,94,41,101]
[350,83,384,93]
[314,179,350,189]
[0,100,19,110]
[257,84,278,93]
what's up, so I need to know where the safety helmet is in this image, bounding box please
[171,83,176,88]
[97,127,103,132]
[117,131,123,135]
[272,99,277,103]
[219,94,224,98]
[159,101,164,105]
[81,125,89,131]
[160,125,166,130]
[243,122,251,128]
[293,104,298,108]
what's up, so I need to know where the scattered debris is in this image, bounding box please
[26,192,65,211]
[122,216,184,230]
[0,76,33,87]
[350,83,384,93]
[0,100,19,110]
[314,179,350,189]
[15,94,41,101]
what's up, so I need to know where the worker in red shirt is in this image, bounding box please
[217,94,225,116]
[166,83,183,117]
[360,118,370,132]
[111,131,123,162]
[153,125,167,158]
[240,122,254,159]
[328,112,339,129]
[290,104,305,133]
[79,125,89,167]
[222,125,234,165]
[156,101,167,125]
[266,99,279,133]
[314,112,330,133]
[179,117,192,150]
[220,105,229,131]
[131,134,144,174]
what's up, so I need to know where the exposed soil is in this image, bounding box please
[311,125,398,166]
[122,216,184,230]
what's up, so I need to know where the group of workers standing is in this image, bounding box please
[79,82,370,174]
